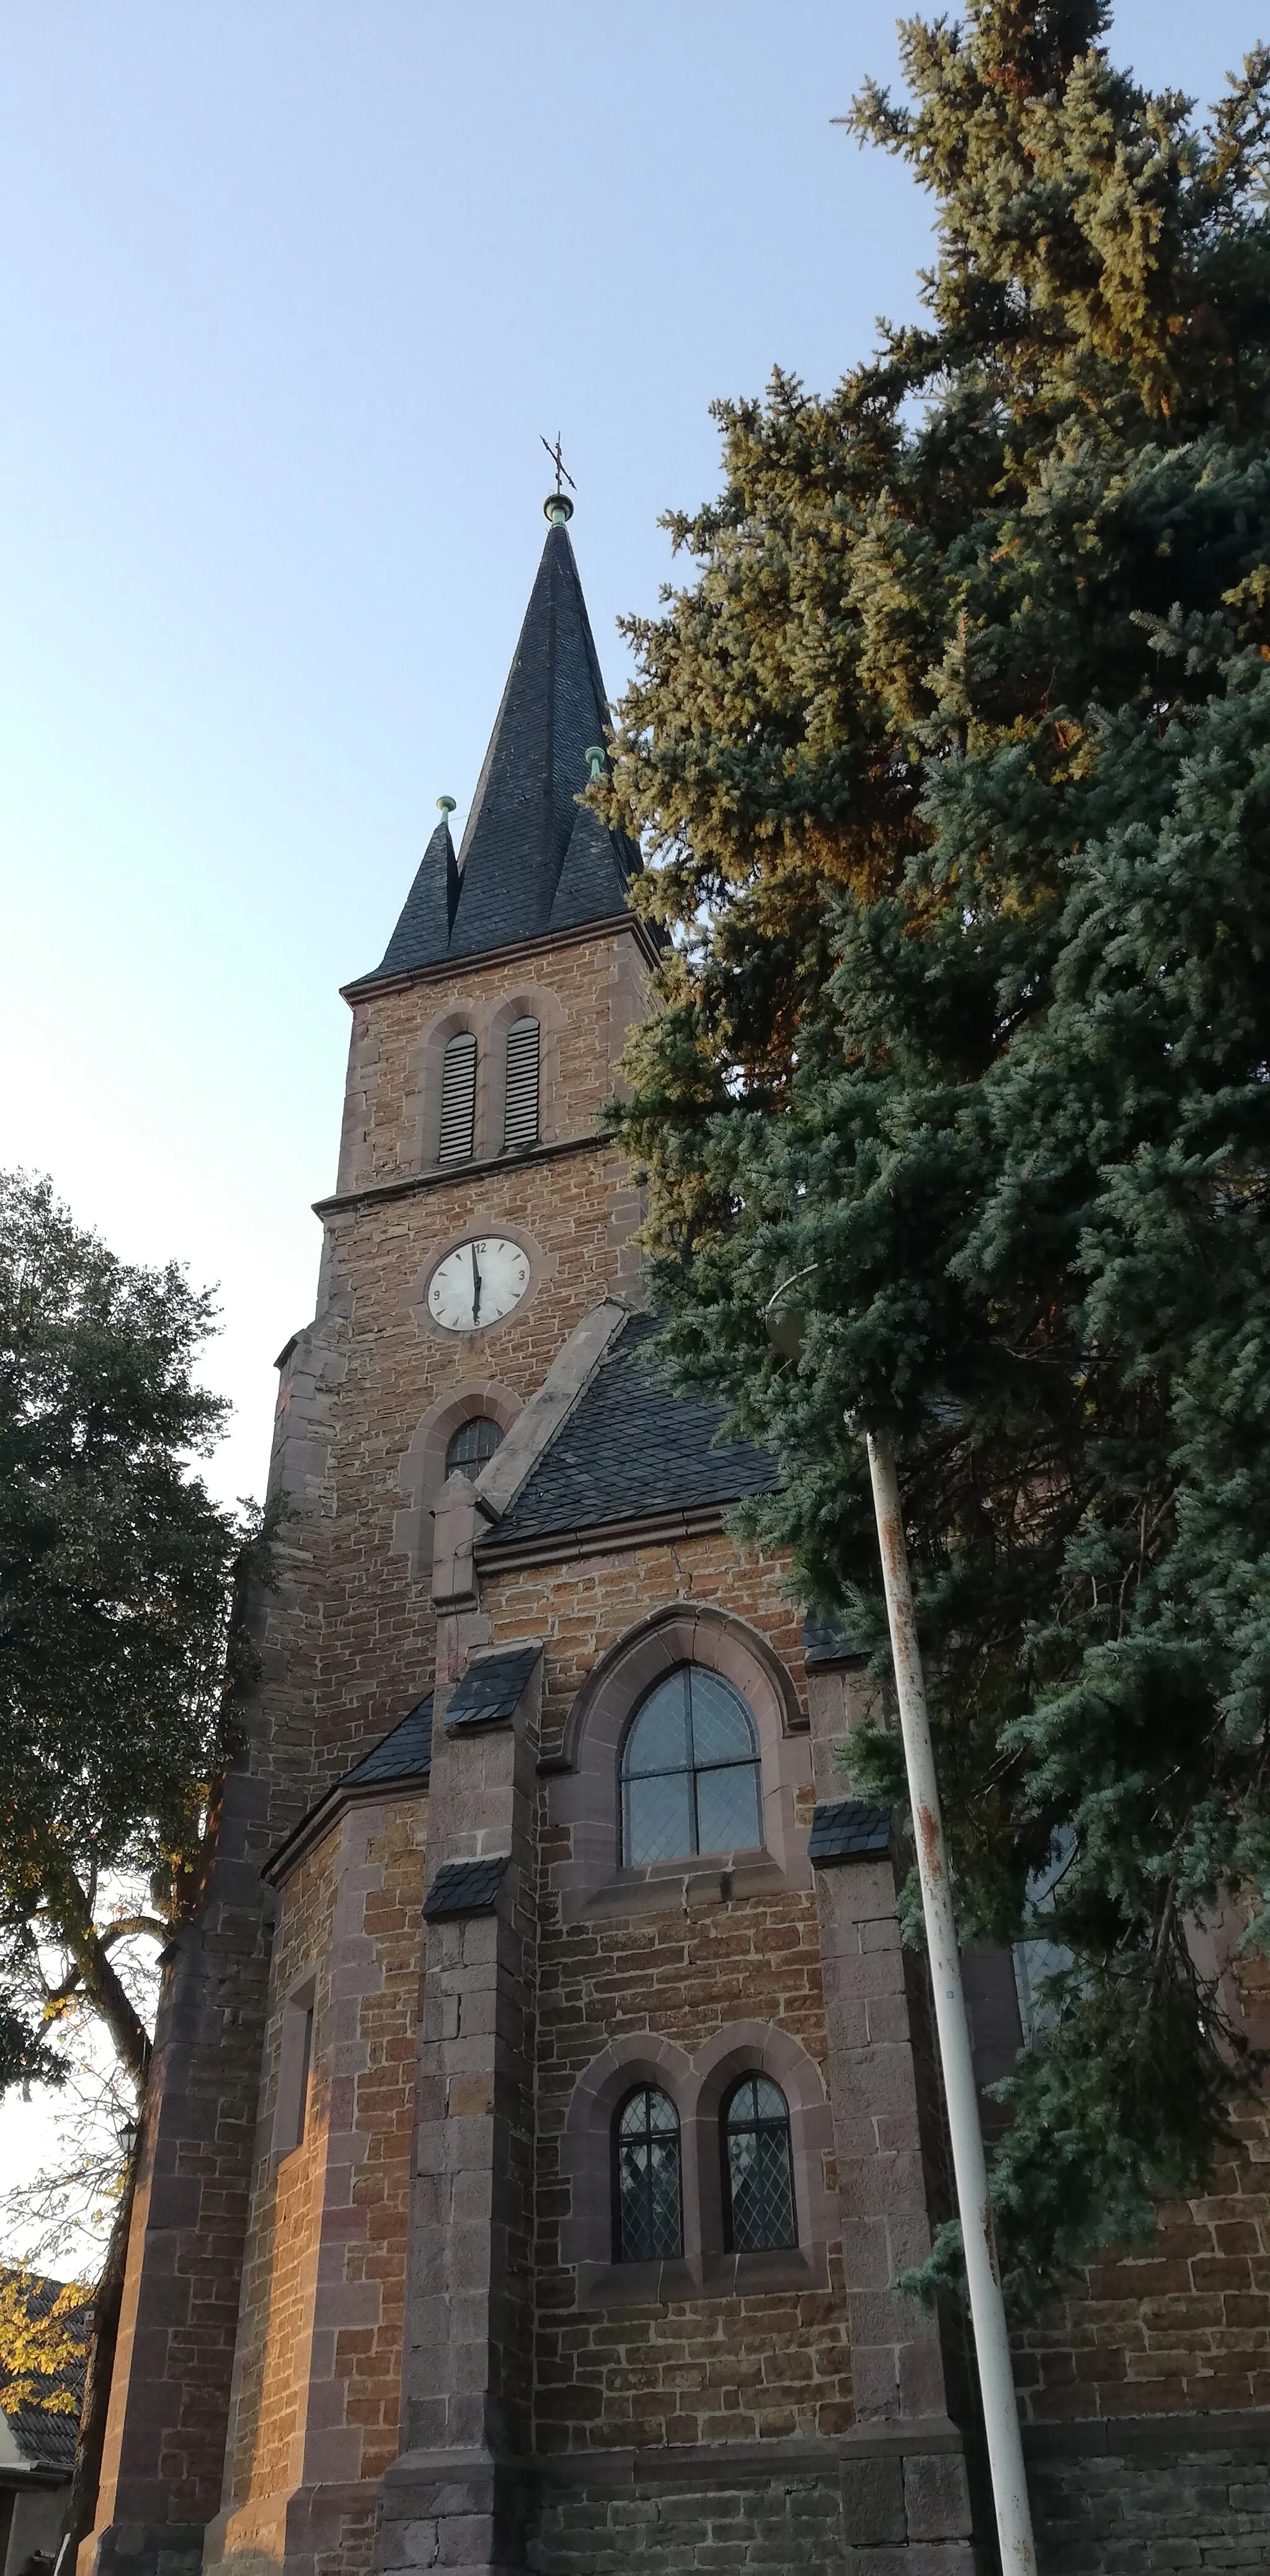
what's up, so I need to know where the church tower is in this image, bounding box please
[84,494,1028,2576]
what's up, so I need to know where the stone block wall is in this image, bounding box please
[1028,2417,1270,2573]
[1015,2095,1270,2422]
[204,1785,427,2576]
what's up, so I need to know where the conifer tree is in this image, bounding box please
[600,1,1270,2307]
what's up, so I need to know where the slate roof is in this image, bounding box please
[802,1609,873,1668]
[342,1695,434,1787]
[444,1647,540,1731]
[487,1310,779,1547]
[422,1854,510,1919]
[807,1800,894,1863]
[358,520,641,984]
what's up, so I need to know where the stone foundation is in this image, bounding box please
[525,2431,979,2576]
[1028,2415,1270,2574]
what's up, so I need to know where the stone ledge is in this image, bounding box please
[1023,2409,1270,2461]
[533,2422,969,2490]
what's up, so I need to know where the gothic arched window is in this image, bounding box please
[445,1416,504,1478]
[502,1016,540,1152]
[613,2086,682,2262]
[438,1031,477,1163]
[619,1666,762,1867]
[722,2076,797,2252]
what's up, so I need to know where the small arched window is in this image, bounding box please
[613,2086,682,2262]
[503,1016,540,1152]
[445,1416,504,1478]
[438,1031,477,1163]
[722,2076,797,2252]
[620,1666,762,1866]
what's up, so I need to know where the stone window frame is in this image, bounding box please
[547,1602,812,1917]
[393,1380,523,1583]
[484,988,562,1158]
[416,1006,482,1170]
[559,2020,833,2307]
[272,1971,318,2161]
[411,984,564,1173]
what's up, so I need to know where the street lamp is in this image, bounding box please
[766,1295,1036,2574]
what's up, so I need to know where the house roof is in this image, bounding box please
[485,1310,779,1548]
[355,516,641,984]
[0,2271,89,2481]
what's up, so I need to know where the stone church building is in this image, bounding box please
[85,502,1270,2576]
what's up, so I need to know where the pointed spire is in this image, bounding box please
[358,513,638,985]
[372,800,460,979]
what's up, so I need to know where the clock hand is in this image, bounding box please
[471,1241,481,1324]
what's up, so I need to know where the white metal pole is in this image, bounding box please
[864,1428,1036,2574]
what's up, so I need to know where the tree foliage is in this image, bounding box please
[0,1170,261,2104]
[598,1,1270,2310]
[0,2267,90,2418]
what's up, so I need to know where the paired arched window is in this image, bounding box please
[438,1031,477,1163]
[445,1416,504,1478]
[619,1666,762,1866]
[433,1016,540,1165]
[610,2074,797,2263]
[503,1016,540,1152]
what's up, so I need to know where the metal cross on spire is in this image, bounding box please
[540,432,577,497]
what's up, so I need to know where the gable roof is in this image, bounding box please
[357,517,641,985]
[482,1310,779,1551]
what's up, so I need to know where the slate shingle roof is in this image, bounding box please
[488,1311,779,1547]
[358,522,640,984]
[422,1855,510,1919]
[342,1696,434,1787]
[807,1800,893,1863]
[802,1609,873,1667]
[444,1648,540,1730]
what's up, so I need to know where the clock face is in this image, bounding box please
[427,1237,531,1333]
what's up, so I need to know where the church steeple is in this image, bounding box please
[361,499,638,985]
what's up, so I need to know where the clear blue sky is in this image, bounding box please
[2,0,1265,1510]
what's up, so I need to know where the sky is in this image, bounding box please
[1,0,1266,2247]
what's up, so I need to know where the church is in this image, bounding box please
[83,497,1270,2576]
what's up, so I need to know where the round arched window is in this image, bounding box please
[619,1665,762,1866]
[722,2075,796,2252]
[613,2086,682,2262]
[445,1416,504,1478]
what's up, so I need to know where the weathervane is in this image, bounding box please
[541,433,577,524]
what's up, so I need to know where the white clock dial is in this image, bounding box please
[426,1237,531,1333]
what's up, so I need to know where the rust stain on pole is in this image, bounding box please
[917,1801,943,1883]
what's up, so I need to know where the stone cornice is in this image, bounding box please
[340,910,660,1006]
[474,1499,734,1576]
[313,1128,610,1219]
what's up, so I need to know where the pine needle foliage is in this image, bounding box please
[598,2,1270,2312]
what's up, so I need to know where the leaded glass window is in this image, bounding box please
[445,1416,504,1477]
[723,2076,797,2252]
[613,2087,682,2262]
[620,1666,762,1866]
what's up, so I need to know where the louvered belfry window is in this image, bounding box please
[502,1016,540,1152]
[438,1031,477,1163]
